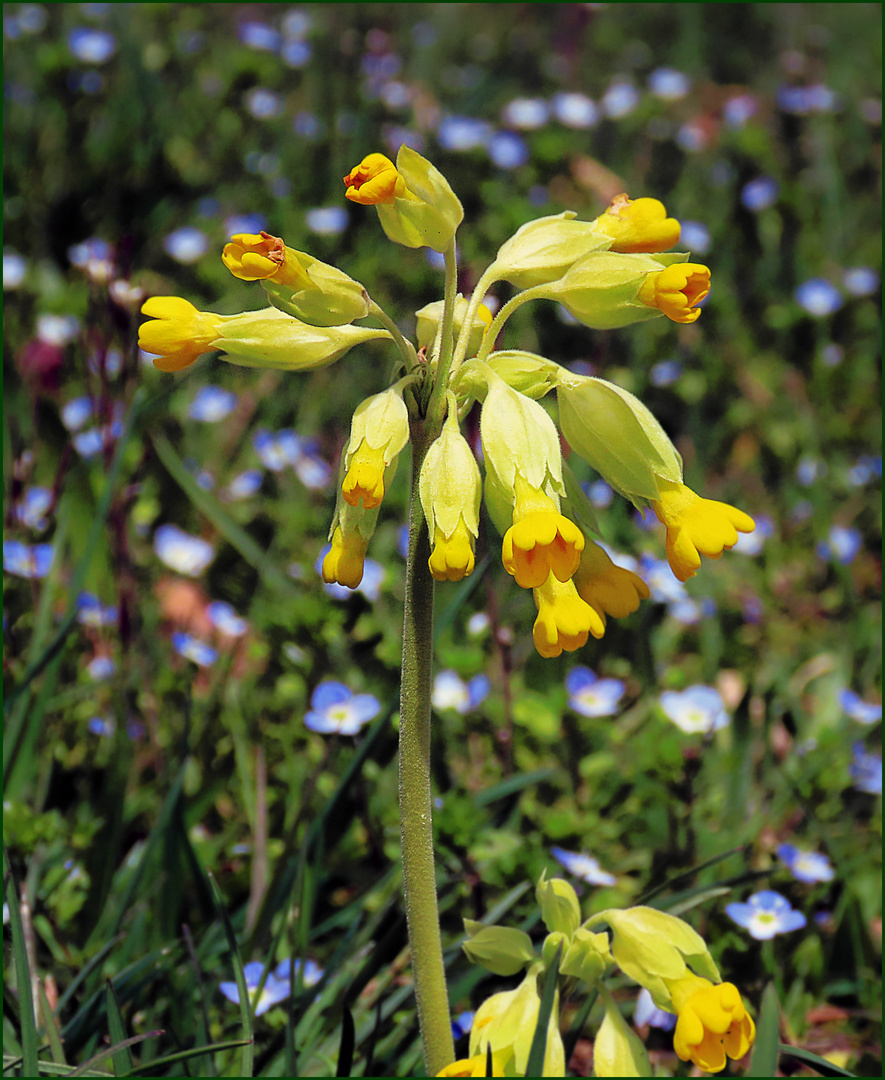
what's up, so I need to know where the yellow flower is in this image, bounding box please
[222,232,310,290]
[429,520,476,582]
[502,478,585,590]
[652,481,755,582]
[436,1049,514,1077]
[138,297,221,372]
[598,194,681,254]
[669,975,755,1074]
[532,574,605,658]
[637,262,711,324]
[343,443,388,510]
[343,153,408,205]
[573,541,651,620]
[321,526,368,589]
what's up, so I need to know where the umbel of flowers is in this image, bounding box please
[140,146,754,661]
[439,873,755,1077]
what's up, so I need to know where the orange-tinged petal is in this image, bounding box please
[600,193,681,253]
[652,481,755,581]
[342,442,387,509]
[638,263,711,323]
[343,153,406,205]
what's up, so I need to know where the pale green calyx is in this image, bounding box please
[560,927,613,984]
[588,906,721,1012]
[536,871,582,938]
[376,145,464,253]
[262,251,370,326]
[535,250,690,330]
[346,378,412,461]
[216,309,391,371]
[593,986,653,1077]
[462,921,537,976]
[415,295,491,359]
[419,393,481,541]
[469,968,566,1078]
[555,372,683,508]
[483,350,563,399]
[487,211,614,290]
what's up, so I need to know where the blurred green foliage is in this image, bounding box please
[3,3,881,1077]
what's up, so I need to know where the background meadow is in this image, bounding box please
[3,3,881,1076]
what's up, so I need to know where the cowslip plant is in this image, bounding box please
[451,874,756,1077]
[139,145,755,1074]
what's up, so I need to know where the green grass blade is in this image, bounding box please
[4,848,39,1079]
[36,979,67,1067]
[335,1007,355,1077]
[116,1040,253,1078]
[151,432,299,600]
[473,767,560,807]
[68,1034,163,1078]
[563,987,597,1066]
[104,981,132,1076]
[776,1044,857,1077]
[746,981,780,1077]
[207,872,254,1078]
[524,945,561,1078]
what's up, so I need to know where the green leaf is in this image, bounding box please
[525,946,561,1077]
[4,849,39,1079]
[776,1044,857,1077]
[105,981,132,1076]
[207,872,254,1078]
[746,982,780,1077]
[335,1007,355,1077]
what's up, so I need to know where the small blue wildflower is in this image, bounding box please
[676,121,708,152]
[305,207,348,236]
[732,515,773,555]
[639,553,688,604]
[273,957,323,988]
[843,267,879,297]
[154,525,215,576]
[4,541,54,579]
[667,598,703,626]
[726,890,807,940]
[188,386,237,422]
[723,93,757,128]
[466,612,489,637]
[15,487,52,531]
[648,67,691,101]
[741,177,779,212]
[3,250,28,289]
[488,131,529,170]
[849,743,882,795]
[817,525,862,565]
[246,87,282,120]
[294,111,323,140]
[437,116,493,151]
[565,667,625,718]
[207,601,248,637]
[795,278,842,317]
[796,456,825,486]
[634,987,676,1031]
[452,1010,475,1040]
[220,961,290,1017]
[294,453,332,490]
[76,593,117,627]
[501,97,548,129]
[237,22,281,52]
[847,455,882,487]
[163,226,209,265]
[283,9,312,37]
[87,656,116,681]
[397,523,410,558]
[602,79,639,118]
[551,91,598,129]
[650,359,683,387]
[432,671,490,714]
[660,685,728,735]
[821,344,844,367]
[37,313,80,345]
[88,716,114,737]
[585,479,615,507]
[839,689,881,725]
[224,213,266,236]
[68,27,116,63]
[282,39,312,70]
[776,844,835,884]
[172,632,218,667]
[226,469,263,500]
[304,681,381,735]
[551,847,616,886]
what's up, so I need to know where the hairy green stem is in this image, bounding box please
[367,298,419,373]
[425,241,459,426]
[450,264,500,378]
[400,419,454,1076]
[474,283,549,365]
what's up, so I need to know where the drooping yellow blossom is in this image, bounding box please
[502,478,585,590]
[469,969,566,1077]
[597,194,681,254]
[652,481,755,582]
[342,384,411,510]
[436,1049,515,1077]
[532,573,605,658]
[222,231,311,289]
[429,520,476,582]
[638,262,711,324]
[573,541,651,620]
[138,297,222,372]
[321,526,369,589]
[343,153,409,205]
[343,443,388,509]
[668,975,755,1074]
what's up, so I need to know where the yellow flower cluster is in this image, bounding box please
[139,146,755,658]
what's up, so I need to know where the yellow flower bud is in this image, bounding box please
[343,153,408,205]
[669,974,755,1074]
[536,871,581,938]
[532,573,604,658]
[560,928,613,984]
[222,232,313,289]
[573,541,651,620]
[596,193,681,254]
[342,383,411,510]
[462,921,536,976]
[593,986,653,1077]
[652,480,755,582]
[481,350,562,400]
[416,296,492,358]
[346,146,464,252]
[637,262,711,324]
[139,297,390,374]
[469,969,566,1077]
[420,395,481,582]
